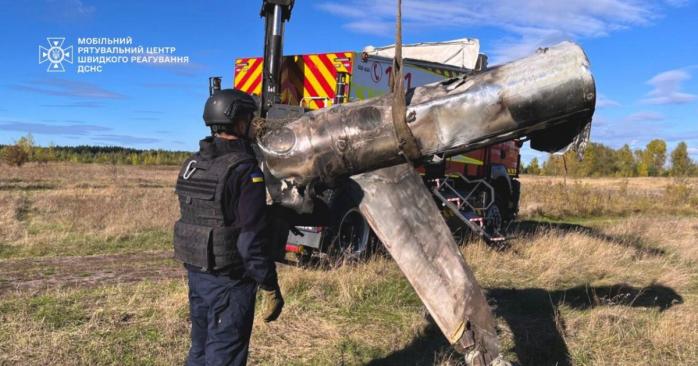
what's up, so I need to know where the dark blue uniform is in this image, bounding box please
[185,137,278,366]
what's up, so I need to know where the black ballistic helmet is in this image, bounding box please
[203,88,257,127]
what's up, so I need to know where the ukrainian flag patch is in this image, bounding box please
[250,172,264,183]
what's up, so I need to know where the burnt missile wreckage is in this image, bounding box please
[259,41,594,187]
[250,41,596,366]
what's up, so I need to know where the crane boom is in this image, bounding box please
[259,0,294,117]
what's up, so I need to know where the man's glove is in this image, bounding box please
[260,286,284,322]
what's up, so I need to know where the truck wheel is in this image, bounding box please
[334,208,372,262]
[484,202,503,236]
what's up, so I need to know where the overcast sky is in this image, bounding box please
[0,0,696,162]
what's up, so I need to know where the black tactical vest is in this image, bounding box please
[173,149,255,271]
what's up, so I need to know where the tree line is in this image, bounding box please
[3,134,696,177]
[522,139,697,177]
[1,135,190,166]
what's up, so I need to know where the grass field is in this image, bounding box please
[1,163,697,365]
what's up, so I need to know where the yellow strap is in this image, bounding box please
[449,155,484,166]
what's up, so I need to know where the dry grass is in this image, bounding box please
[464,214,698,365]
[519,175,698,218]
[1,163,178,258]
[1,163,697,365]
[0,259,427,365]
[520,175,698,194]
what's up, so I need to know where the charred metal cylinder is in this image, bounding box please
[258,41,595,185]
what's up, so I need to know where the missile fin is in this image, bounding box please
[353,163,500,364]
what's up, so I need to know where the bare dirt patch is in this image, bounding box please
[0,251,183,295]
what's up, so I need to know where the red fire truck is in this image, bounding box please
[234,40,520,259]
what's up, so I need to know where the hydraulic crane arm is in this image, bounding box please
[259,0,294,117]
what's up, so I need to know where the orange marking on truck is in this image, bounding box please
[317,53,338,78]
[247,70,263,95]
[240,60,263,93]
[302,76,324,109]
[304,55,335,99]
[234,58,250,85]
[236,58,262,92]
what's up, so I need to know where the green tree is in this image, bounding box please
[16,134,35,161]
[577,144,597,176]
[616,144,636,177]
[533,140,696,177]
[639,139,667,176]
[670,142,694,176]
[563,150,582,177]
[635,149,649,177]
[527,157,541,175]
[577,143,616,177]
[542,154,563,175]
[597,144,619,176]
[1,145,29,166]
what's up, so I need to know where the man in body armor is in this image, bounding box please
[173,88,284,366]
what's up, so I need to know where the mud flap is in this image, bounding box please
[353,163,501,365]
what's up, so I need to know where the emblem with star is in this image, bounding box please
[39,37,73,72]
